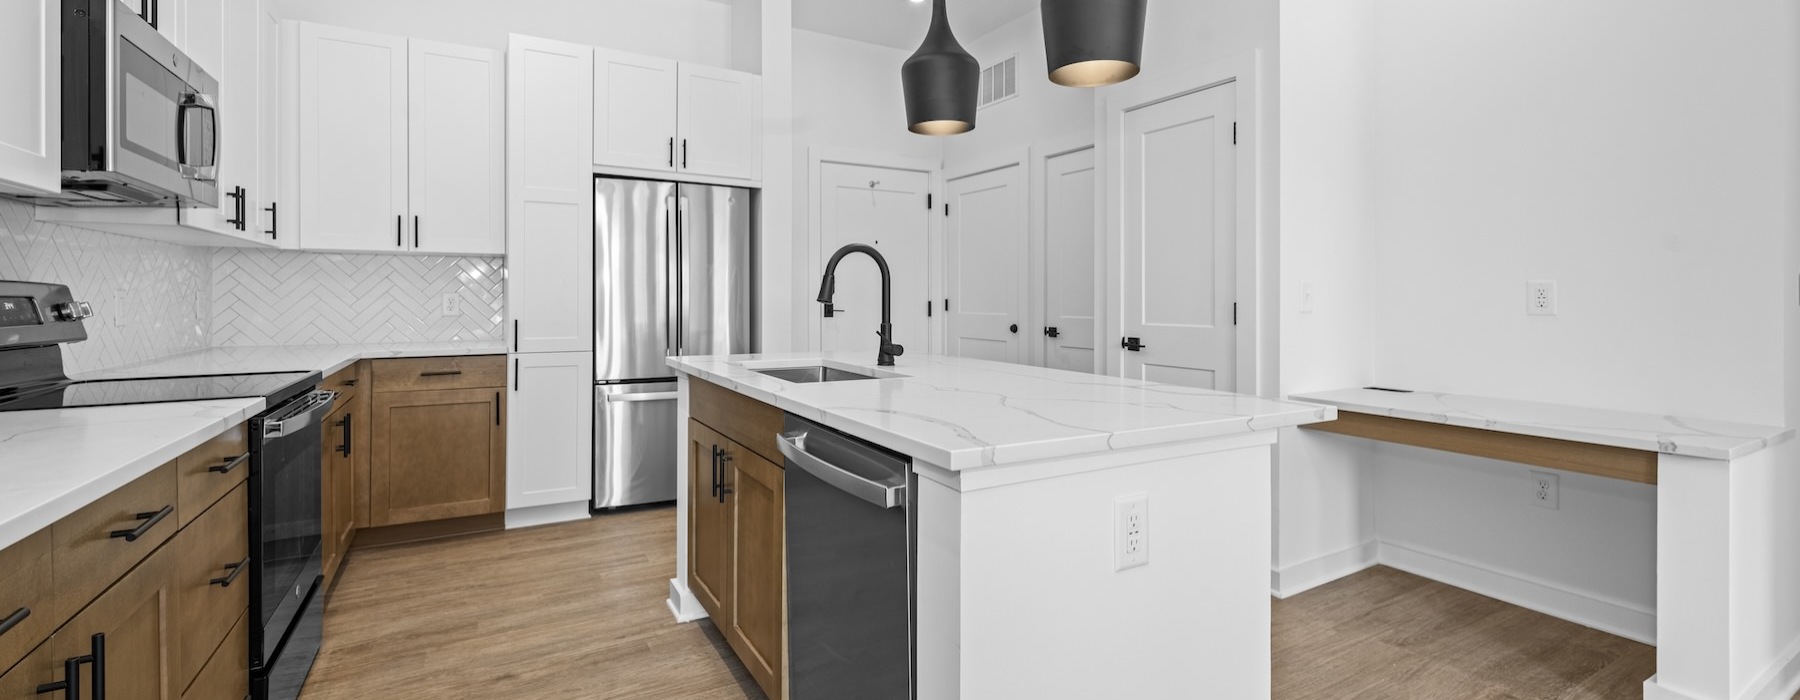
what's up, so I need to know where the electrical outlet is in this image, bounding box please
[1115,494,1149,571]
[440,293,462,317]
[1530,470,1559,509]
[1527,280,1558,316]
[1300,282,1316,315]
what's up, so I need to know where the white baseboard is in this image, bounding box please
[667,578,708,623]
[1641,676,1702,700]
[1740,632,1800,700]
[1271,540,1379,598]
[504,501,591,530]
[1377,540,1656,645]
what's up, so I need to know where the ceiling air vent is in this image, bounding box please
[978,55,1017,109]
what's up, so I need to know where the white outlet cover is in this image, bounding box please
[1530,469,1559,509]
[1115,494,1149,571]
[1527,280,1558,316]
[441,293,462,317]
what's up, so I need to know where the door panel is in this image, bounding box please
[507,36,594,353]
[677,65,758,180]
[816,163,931,356]
[504,352,593,510]
[594,382,677,508]
[1044,147,1097,373]
[370,389,505,525]
[687,421,731,620]
[594,178,676,380]
[594,49,677,171]
[677,185,756,358]
[727,444,784,699]
[409,41,505,255]
[0,0,59,195]
[297,24,408,252]
[946,164,1027,364]
[58,541,176,700]
[1120,84,1237,390]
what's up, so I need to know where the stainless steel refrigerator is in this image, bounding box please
[593,177,756,509]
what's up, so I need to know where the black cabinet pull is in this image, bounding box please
[342,378,358,387]
[1044,326,1060,338]
[395,215,403,247]
[717,450,732,503]
[264,202,278,239]
[493,393,500,426]
[667,137,674,167]
[109,506,172,542]
[39,634,102,699]
[211,557,251,587]
[0,607,28,637]
[224,187,244,228]
[681,139,688,168]
[88,633,105,700]
[1121,336,1148,352]
[413,215,420,248]
[418,370,464,377]
[709,445,721,499]
[208,452,249,475]
[513,358,520,391]
[335,414,352,456]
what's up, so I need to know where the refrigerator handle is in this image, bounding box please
[664,199,675,357]
[677,194,690,356]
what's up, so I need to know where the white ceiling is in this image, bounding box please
[793,0,1037,51]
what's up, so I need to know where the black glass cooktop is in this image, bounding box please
[0,371,318,413]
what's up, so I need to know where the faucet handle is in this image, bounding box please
[883,343,905,358]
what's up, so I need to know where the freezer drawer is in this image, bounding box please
[593,382,680,508]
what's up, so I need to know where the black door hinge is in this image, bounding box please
[1233,302,1239,325]
[1233,122,1238,145]
[943,203,949,216]
[944,298,951,312]
[927,301,933,317]
[927,193,932,209]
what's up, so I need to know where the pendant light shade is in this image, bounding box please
[902,0,979,135]
[1042,0,1148,88]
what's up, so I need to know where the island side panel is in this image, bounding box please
[668,375,707,621]
[916,472,963,700]
[953,441,1275,699]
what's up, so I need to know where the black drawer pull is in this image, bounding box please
[211,557,251,588]
[418,370,464,377]
[208,453,249,475]
[0,606,27,637]
[342,378,358,387]
[109,505,173,542]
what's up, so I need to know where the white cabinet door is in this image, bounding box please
[507,35,594,354]
[676,64,759,181]
[0,0,60,195]
[505,352,595,510]
[259,5,291,247]
[593,49,677,172]
[177,0,257,240]
[176,0,224,80]
[297,23,408,252]
[408,40,505,256]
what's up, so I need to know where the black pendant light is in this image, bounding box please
[902,0,979,135]
[1042,0,1148,88]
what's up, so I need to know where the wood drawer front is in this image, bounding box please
[0,530,53,677]
[174,482,249,690]
[690,378,784,466]
[0,637,60,699]
[324,362,365,409]
[182,610,248,700]
[52,462,178,621]
[372,356,507,392]
[176,423,250,529]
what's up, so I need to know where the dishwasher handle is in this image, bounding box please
[777,432,905,509]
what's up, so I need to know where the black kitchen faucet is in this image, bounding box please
[817,244,905,366]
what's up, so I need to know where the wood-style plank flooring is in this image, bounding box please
[304,506,1676,700]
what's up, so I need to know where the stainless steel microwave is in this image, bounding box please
[37,0,220,207]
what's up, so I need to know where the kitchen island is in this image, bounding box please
[666,352,1334,700]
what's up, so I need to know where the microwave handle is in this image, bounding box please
[177,93,218,182]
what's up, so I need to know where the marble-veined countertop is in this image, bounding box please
[668,352,1336,470]
[0,341,508,551]
[1290,387,1793,460]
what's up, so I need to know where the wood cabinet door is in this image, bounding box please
[725,441,784,699]
[320,402,350,589]
[0,635,61,700]
[296,22,409,253]
[370,389,506,526]
[593,48,677,172]
[57,542,177,700]
[172,482,247,691]
[687,420,731,621]
[408,39,505,256]
[332,408,358,571]
[0,0,60,196]
[676,63,759,181]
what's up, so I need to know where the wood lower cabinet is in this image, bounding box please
[181,611,248,700]
[0,530,53,677]
[687,378,787,700]
[56,540,178,700]
[0,639,62,700]
[369,371,506,527]
[173,483,249,690]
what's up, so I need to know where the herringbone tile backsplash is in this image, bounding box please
[0,199,212,374]
[212,249,504,346]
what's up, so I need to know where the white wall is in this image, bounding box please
[275,0,739,69]
[940,11,1094,173]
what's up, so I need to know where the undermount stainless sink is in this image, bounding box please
[753,365,879,383]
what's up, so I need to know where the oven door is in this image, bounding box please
[250,389,333,667]
[107,5,220,205]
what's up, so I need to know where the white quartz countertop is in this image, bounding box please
[1291,388,1794,461]
[0,341,507,551]
[668,352,1335,470]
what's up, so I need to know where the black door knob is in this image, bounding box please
[1121,337,1147,351]
[1044,327,1060,338]
[1009,324,1019,334]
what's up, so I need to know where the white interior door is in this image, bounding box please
[816,162,930,356]
[1119,83,1237,389]
[945,164,1027,364]
[409,40,505,255]
[1043,147,1097,373]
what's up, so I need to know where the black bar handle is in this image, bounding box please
[396,215,403,247]
[493,393,500,426]
[335,414,352,456]
[264,202,278,239]
[513,358,520,391]
[413,215,420,248]
[89,633,104,700]
[208,452,249,474]
[342,378,358,387]
[709,445,720,499]
[224,187,243,228]
[210,557,251,587]
[109,506,172,542]
[418,370,464,377]
[35,656,79,698]
[681,139,688,169]
[717,450,732,503]
[0,606,28,637]
[668,137,674,167]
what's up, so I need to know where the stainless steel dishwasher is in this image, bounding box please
[779,414,915,700]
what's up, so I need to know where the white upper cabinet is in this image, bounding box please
[408,40,505,256]
[0,0,61,196]
[594,49,678,172]
[260,5,291,247]
[120,0,179,46]
[294,24,503,256]
[507,34,594,354]
[677,64,760,182]
[176,0,270,243]
[296,23,410,253]
[591,49,760,183]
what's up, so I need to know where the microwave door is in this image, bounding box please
[110,19,219,205]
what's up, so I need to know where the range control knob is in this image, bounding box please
[52,301,94,322]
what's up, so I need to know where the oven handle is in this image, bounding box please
[777,432,906,509]
[262,390,339,439]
